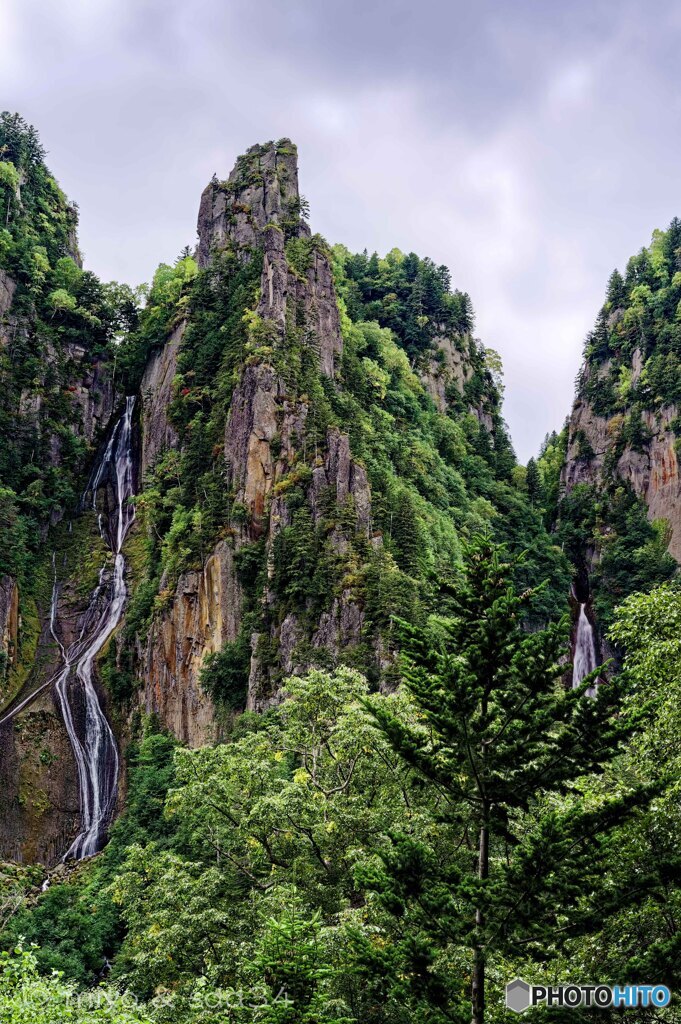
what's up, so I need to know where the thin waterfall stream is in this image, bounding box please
[50,396,136,860]
[572,602,598,697]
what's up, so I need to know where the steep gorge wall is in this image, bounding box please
[0,191,122,863]
[0,575,19,678]
[564,372,681,559]
[138,141,364,733]
[140,541,239,745]
[558,226,681,642]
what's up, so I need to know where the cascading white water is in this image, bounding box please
[50,396,136,860]
[572,603,598,697]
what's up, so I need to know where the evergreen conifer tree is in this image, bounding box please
[525,457,542,505]
[362,535,652,1024]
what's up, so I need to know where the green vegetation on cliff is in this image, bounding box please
[558,480,676,625]
[331,246,566,622]
[579,218,681,416]
[0,114,137,594]
[550,220,681,629]
[129,183,570,706]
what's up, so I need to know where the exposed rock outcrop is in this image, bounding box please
[141,541,241,746]
[197,142,302,267]
[140,321,184,479]
[0,694,80,865]
[0,516,110,864]
[183,144,378,712]
[309,428,372,535]
[67,348,117,446]
[1,290,115,452]
[198,141,342,380]
[563,391,681,559]
[419,335,471,414]
[0,269,16,321]
[0,575,19,682]
[225,364,284,527]
[245,425,372,712]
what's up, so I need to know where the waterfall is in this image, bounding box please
[572,603,598,697]
[51,396,136,860]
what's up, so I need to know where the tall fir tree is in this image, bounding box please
[525,457,542,506]
[361,535,653,1024]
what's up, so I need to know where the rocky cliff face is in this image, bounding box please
[138,140,368,728]
[0,249,117,695]
[564,391,681,557]
[0,689,80,865]
[197,142,342,378]
[418,334,471,414]
[0,269,16,324]
[0,575,19,681]
[0,514,105,864]
[558,225,681,635]
[140,541,240,745]
[139,320,184,481]
[561,226,681,564]
[0,119,124,863]
[134,139,528,734]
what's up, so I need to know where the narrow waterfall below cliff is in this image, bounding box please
[50,396,136,860]
[572,603,598,697]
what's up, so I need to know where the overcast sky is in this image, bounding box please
[3,0,681,460]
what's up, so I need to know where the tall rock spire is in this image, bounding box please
[197,139,342,378]
[196,139,305,265]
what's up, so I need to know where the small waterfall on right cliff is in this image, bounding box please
[572,603,598,697]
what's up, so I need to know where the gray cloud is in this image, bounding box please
[2,0,681,459]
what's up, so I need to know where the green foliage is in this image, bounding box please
[0,944,154,1024]
[529,585,681,993]
[1,724,178,986]
[120,183,569,723]
[1,880,119,985]
[106,729,179,860]
[0,486,27,577]
[107,667,419,1018]
[557,482,677,627]
[138,225,571,711]
[27,564,669,1024]
[335,245,474,360]
[133,249,262,588]
[0,111,73,283]
[533,424,570,520]
[5,126,670,1024]
[525,456,541,504]
[579,217,681,414]
[271,504,331,611]
[363,535,652,1023]
[0,114,141,598]
[8,593,679,1023]
[593,494,676,624]
[199,633,252,710]
[285,235,316,277]
[327,252,570,626]
[0,161,20,193]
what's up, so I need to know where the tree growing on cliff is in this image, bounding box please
[362,535,652,1024]
[525,457,542,506]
